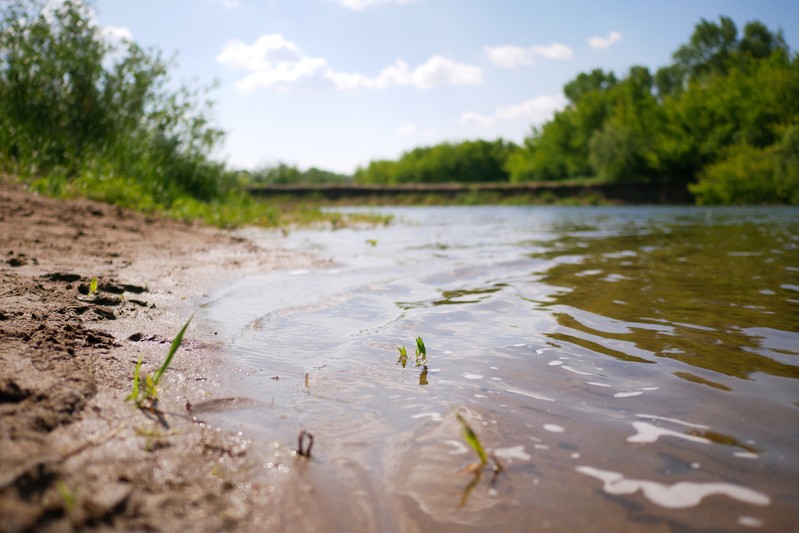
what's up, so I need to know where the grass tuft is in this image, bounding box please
[127,314,193,409]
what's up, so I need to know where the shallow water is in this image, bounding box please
[202,206,799,531]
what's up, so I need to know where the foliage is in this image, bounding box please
[0,0,232,208]
[691,124,799,204]
[507,15,799,203]
[355,139,517,184]
[245,163,351,185]
[414,336,427,366]
[455,412,488,466]
[397,345,408,368]
[127,315,192,409]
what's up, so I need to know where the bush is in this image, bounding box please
[0,0,231,206]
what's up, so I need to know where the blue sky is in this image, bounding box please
[93,0,799,174]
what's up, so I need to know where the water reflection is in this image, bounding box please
[532,218,799,379]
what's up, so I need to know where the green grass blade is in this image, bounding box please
[152,314,193,387]
[126,354,143,404]
[416,337,426,358]
[414,336,427,366]
[456,412,488,465]
[397,345,408,368]
[89,276,98,295]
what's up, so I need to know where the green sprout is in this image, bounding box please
[366,239,378,247]
[56,480,76,511]
[397,345,408,368]
[89,276,98,296]
[127,314,193,409]
[456,412,488,465]
[415,336,427,366]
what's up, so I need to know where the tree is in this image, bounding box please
[672,16,738,82]
[0,0,229,203]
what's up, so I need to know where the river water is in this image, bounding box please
[201,206,799,532]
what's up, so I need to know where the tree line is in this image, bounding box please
[1,2,796,206]
[355,16,799,204]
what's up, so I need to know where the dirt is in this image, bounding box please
[0,184,325,532]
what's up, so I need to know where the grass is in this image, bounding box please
[414,337,426,366]
[397,345,408,368]
[455,412,488,466]
[127,315,193,410]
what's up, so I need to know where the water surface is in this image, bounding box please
[202,206,799,531]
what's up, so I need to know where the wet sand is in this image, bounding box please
[0,184,324,531]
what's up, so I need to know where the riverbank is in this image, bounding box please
[247,181,695,205]
[0,185,325,531]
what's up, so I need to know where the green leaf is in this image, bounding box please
[126,355,143,404]
[89,276,98,296]
[152,314,193,387]
[397,345,408,368]
[414,336,427,366]
[456,412,488,465]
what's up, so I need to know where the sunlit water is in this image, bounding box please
[201,206,799,531]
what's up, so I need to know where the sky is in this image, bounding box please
[93,0,799,174]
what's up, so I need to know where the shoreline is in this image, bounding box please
[0,185,325,531]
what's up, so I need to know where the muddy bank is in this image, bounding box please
[0,185,324,532]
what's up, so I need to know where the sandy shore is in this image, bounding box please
[0,185,324,531]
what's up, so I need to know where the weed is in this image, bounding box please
[56,480,76,511]
[455,412,488,466]
[366,238,378,247]
[415,337,427,366]
[397,337,428,384]
[397,345,408,368]
[89,276,98,296]
[126,315,193,409]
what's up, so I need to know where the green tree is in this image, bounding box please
[0,0,230,204]
[354,140,516,184]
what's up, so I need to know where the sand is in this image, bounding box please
[0,184,324,532]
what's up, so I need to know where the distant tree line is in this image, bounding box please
[354,139,516,185]
[244,163,350,185]
[356,16,799,204]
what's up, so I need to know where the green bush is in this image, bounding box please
[691,125,799,204]
[0,0,231,206]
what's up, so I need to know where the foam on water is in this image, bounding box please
[576,466,771,509]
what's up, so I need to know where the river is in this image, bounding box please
[201,206,799,532]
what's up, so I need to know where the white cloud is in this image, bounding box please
[588,31,622,50]
[410,55,483,88]
[333,0,416,10]
[458,112,494,127]
[459,94,567,127]
[43,0,133,48]
[101,25,133,45]
[485,43,572,68]
[217,34,483,92]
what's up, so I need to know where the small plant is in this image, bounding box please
[455,412,488,466]
[397,337,429,384]
[89,276,98,296]
[414,337,427,366]
[397,345,408,368]
[366,239,378,247]
[56,480,76,511]
[127,315,193,409]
